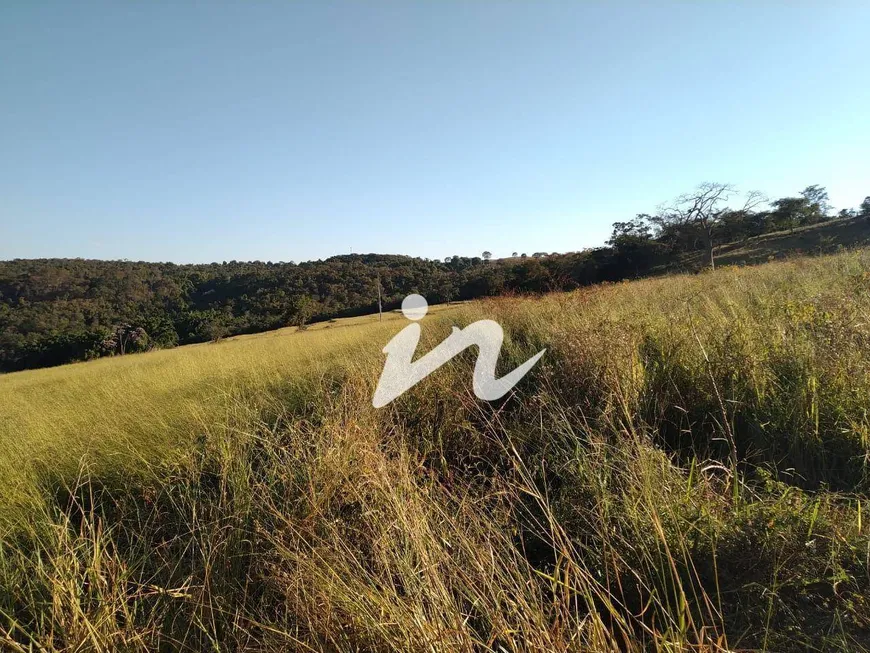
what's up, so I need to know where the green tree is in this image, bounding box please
[292,295,317,328]
[770,197,810,232]
[607,215,664,277]
[800,185,831,220]
[769,186,829,233]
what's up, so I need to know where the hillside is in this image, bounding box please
[687,215,870,269]
[1,251,869,651]
[3,215,869,374]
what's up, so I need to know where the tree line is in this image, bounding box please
[2,184,867,372]
[610,183,868,272]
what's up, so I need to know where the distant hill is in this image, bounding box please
[2,216,868,373]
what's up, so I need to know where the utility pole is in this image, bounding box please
[377,272,383,321]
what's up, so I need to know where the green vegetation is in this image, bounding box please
[3,185,868,374]
[2,250,870,650]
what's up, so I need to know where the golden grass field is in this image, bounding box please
[0,302,463,521]
[2,252,870,651]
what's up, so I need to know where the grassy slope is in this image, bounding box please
[682,216,870,270]
[0,303,462,519]
[2,253,870,651]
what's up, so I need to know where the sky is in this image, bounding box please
[1,2,868,264]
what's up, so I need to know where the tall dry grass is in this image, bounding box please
[1,252,870,651]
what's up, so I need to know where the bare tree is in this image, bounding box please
[657,182,766,270]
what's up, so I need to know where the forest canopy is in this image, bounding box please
[2,185,867,372]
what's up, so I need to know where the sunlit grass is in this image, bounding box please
[1,253,869,651]
[0,303,462,524]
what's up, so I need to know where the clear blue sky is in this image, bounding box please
[1,2,868,264]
